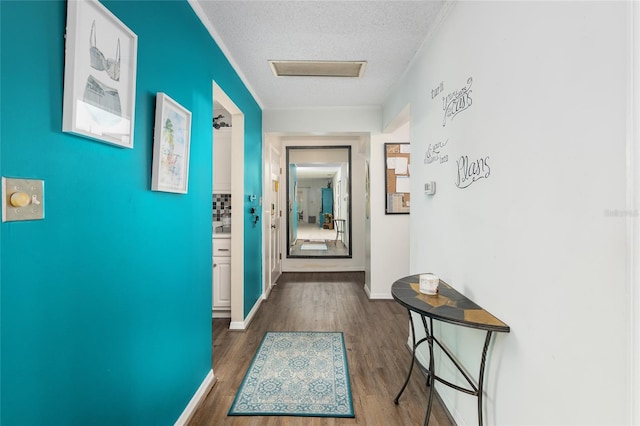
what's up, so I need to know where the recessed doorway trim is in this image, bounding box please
[213,82,245,329]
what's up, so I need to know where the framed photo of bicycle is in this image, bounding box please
[62,0,137,148]
[151,93,192,194]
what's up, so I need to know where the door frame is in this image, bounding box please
[264,142,282,296]
[213,82,244,329]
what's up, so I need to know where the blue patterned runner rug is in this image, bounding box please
[228,331,354,418]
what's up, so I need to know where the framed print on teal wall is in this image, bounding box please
[62,0,138,148]
[151,93,192,194]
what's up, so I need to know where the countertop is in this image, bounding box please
[213,222,231,239]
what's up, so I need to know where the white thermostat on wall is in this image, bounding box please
[424,181,436,195]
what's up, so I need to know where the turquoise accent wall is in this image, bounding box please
[0,1,262,424]
[243,104,263,318]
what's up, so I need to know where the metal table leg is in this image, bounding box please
[395,310,495,426]
[423,315,435,426]
[476,330,493,426]
[394,310,429,404]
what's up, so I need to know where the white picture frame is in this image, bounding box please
[62,0,137,148]
[151,93,192,194]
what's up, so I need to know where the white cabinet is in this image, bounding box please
[213,257,231,309]
[213,238,231,317]
[213,128,231,193]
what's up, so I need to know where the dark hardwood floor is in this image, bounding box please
[187,272,453,426]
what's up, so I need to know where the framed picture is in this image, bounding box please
[151,93,192,194]
[384,143,411,214]
[62,0,137,148]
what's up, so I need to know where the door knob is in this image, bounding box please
[271,225,276,229]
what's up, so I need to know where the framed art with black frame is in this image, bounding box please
[384,143,411,214]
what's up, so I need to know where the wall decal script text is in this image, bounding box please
[424,139,449,165]
[431,81,444,99]
[443,77,473,127]
[455,155,490,189]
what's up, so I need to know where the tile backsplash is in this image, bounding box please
[213,194,231,221]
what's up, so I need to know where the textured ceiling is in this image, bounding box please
[193,1,447,110]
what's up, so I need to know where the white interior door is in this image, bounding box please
[269,145,281,288]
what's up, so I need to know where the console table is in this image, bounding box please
[391,274,510,426]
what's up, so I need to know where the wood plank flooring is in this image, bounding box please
[187,272,453,426]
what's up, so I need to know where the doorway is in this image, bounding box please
[212,82,245,330]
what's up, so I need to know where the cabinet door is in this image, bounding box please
[213,129,232,192]
[213,256,231,308]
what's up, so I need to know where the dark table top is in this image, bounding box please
[391,274,510,333]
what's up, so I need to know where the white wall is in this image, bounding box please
[366,121,411,299]
[264,106,381,134]
[631,4,640,422]
[384,1,636,424]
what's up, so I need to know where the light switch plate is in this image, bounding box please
[2,177,45,222]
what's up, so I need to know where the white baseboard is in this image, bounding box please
[435,387,465,426]
[174,369,216,426]
[244,297,262,327]
[363,285,392,299]
[263,285,271,300]
[212,309,231,319]
[281,265,364,273]
[229,297,263,330]
[364,284,371,298]
[229,321,245,330]
[368,292,392,300]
